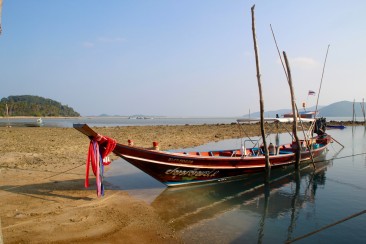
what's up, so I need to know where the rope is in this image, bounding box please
[286,210,366,243]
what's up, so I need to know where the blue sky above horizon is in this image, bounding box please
[1,0,365,116]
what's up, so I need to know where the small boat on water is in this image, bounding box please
[74,117,332,187]
[283,111,317,119]
[326,125,346,130]
[24,118,43,127]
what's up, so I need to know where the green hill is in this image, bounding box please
[0,95,80,117]
[318,100,365,117]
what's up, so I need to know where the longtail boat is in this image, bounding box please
[74,117,332,188]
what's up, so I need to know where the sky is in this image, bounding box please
[0,0,365,117]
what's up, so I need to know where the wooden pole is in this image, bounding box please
[251,5,271,181]
[0,217,3,244]
[331,136,345,148]
[295,104,315,167]
[353,99,356,125]
[283,52,301,168]
[270,24,288,80]
[314,44,330,119]
[270,25,314,166]
[0,0,2,35]
[361,98,366,125]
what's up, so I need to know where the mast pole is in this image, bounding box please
[314,44,330,119]
[251,5,270,181]
[0,0,3,35]
[283,52,301,168]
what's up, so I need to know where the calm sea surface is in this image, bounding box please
[105,126,366,244]
[0,116,365,128]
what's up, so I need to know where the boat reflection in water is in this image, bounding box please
[150,156,330,243]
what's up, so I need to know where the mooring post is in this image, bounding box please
[0,217,3,244]
[283,52,301,168]
[251,5,271,181]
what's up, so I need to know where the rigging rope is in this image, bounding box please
[85,134,116,197]
[286,209,366,243]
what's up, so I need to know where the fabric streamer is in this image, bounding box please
[85,134,116,197]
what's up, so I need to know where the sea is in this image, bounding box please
[0,116,364,128]
[105,125,366,244]
[3,116,366,243]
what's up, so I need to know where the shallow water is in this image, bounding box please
[0,116,240,127]
[106,126,366,243]
[0,116,364,127]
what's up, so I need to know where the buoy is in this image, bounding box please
[153,141,159,150]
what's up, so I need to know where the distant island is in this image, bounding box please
[0,95,80,117]
[244,100,366,118]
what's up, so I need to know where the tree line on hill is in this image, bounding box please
[0,95,80,117]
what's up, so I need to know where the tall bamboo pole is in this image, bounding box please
[283,52,301,168]
[0,0,3,35]
[361,98,365,125]
[353,99,356,125]
[251,5,270,181]
[314,44,330,119]
[0,217,3,244]
[270,25,314,166]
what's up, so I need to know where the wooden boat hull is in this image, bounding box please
[73,123,331,187]
[113,137,330,186]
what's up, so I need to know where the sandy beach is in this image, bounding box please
[0,121,360,243]
[1,123,268,243]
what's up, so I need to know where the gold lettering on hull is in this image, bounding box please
[165,168,219,178]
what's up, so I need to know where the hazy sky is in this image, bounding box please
[1,1,365,116]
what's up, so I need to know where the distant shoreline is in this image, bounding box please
[0,116,82,119]
[1,116,365,127]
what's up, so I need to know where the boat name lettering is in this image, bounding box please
[165,168,219,177]
[168,158,194,164]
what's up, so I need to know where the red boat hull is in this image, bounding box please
[73,123,331,187]
[113,136,330,186]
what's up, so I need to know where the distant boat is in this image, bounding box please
[131,116,154,120]
[283,111,317,119]
[25,118,43,127]
[326,125,346,130]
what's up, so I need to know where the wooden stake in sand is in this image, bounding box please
[250,5,271,181]
[283,52,301,168]
[0,217,3,244]
[352,99,356,125]
[361,98,366,125]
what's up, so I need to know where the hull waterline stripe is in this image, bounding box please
[120,154,293,169]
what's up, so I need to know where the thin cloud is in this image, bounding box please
[276,56,320,69]
[82,42,95,48]
[291,57,320,68]
[82,37,126,48]
[97,37,126,43]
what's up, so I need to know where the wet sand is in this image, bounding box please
[0,124,263,243]
[0,121,359,243]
